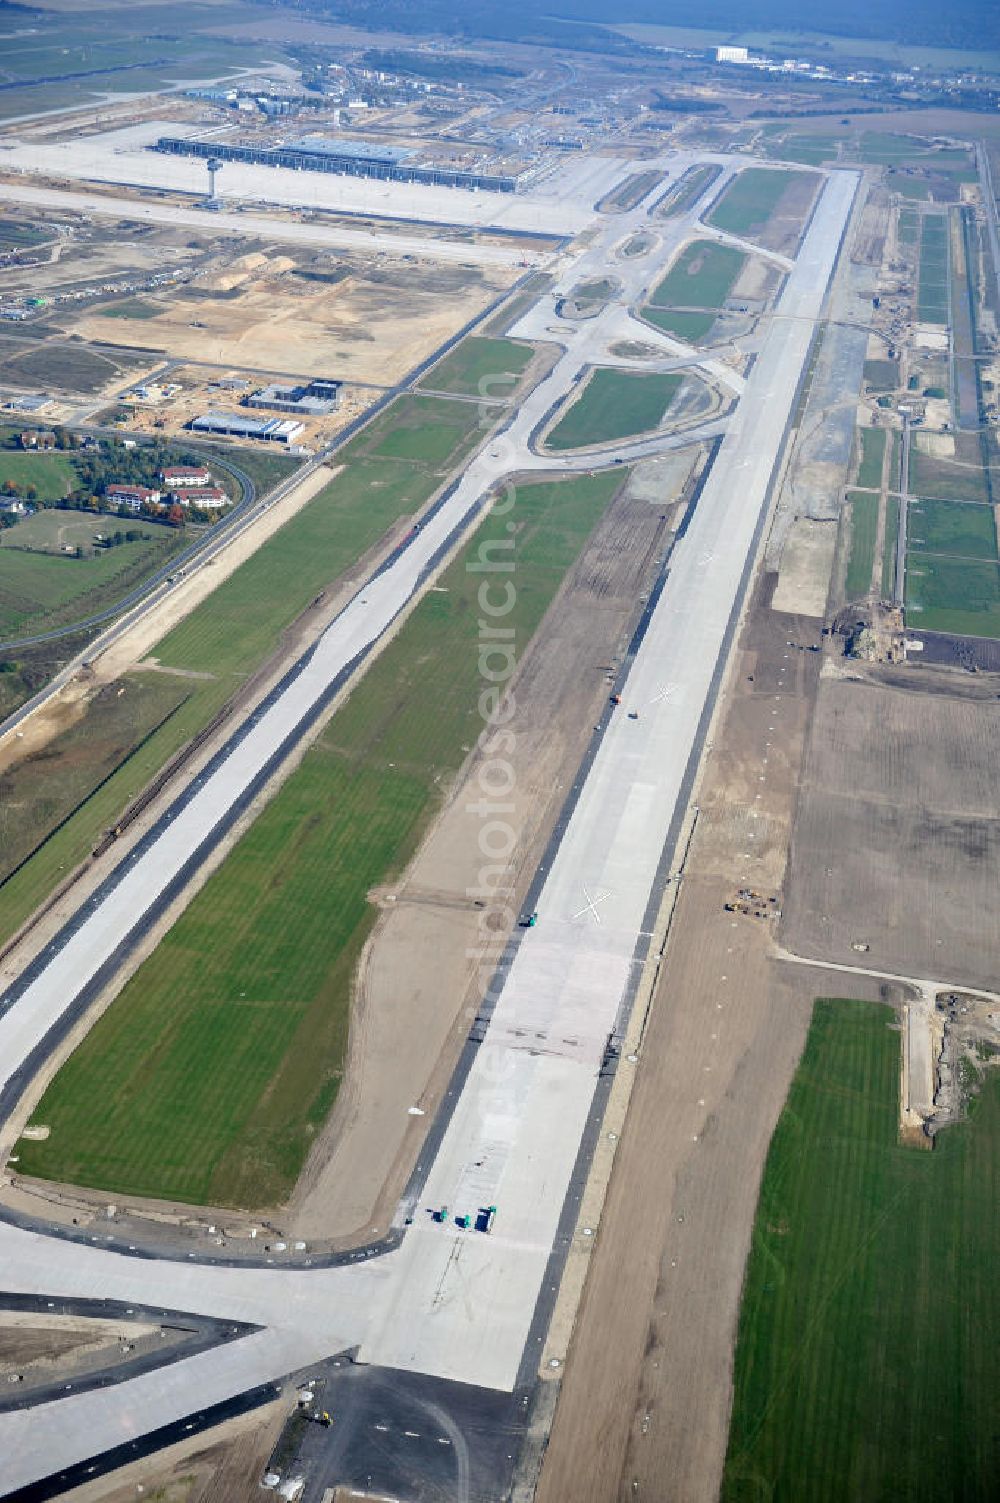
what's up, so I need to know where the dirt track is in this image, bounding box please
[535,586,864,1503]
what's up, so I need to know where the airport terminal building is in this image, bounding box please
[154,134,520,193]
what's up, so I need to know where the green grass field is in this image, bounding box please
[856,426,886,489]
[897,206,919,246]
[600,170,664,212]
[653,164,720,218]
[858,131,936,164]
[0,674,189,885]
[0,521,181,639]
[906,554,1000,637]
[648,240,746,311]
[863,358,899,393]
[0,395,486,946]
[102,300,161,320]
[0,449,77,503]
[641,306,717,342]
[481,273,554,337]
[197,445,298,501]
[0,221,53,248]
[18,470,625,1207]
[909,437,993,505]
[723,997,1000,1503]
[545,368,683,450]
[706,168,812,240]
[761,133,840,166]
[7,509,141,552]
[881,495,899,597]
[0,4,284,119]
[890,176,932,202]
[844,491,878,599]
[418,336,534,397]
[908,498,997,560]
[889,430,902,491]
[918,214,950,324]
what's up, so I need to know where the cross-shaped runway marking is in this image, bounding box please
[573,885,613,923]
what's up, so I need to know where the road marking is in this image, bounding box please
[573,885,613,923]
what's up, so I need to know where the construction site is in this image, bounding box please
[0,2,999,1498]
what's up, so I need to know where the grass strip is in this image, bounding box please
[881,495,899,597]
[856,426,886,490]
[844,491,878,599]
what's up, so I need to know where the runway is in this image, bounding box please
[0,156,857,1495]
[0,179,548,270]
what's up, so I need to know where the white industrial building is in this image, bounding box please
[189,410,304,443]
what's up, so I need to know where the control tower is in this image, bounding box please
[206,157,223,209]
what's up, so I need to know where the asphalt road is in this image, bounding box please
[0,153,857,1497]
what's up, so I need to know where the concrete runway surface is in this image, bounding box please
[0,153,857,1496]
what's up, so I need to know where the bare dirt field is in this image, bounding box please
[74,252,513,384]
[783,664,1000,989]
[287,458,701,1244]
[771,516,836,616]
[535,582,883,1503]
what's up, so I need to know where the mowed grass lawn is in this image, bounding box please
[654,164,720,218]
[844,491,878,598]
[647,240,745,310]
[881,495,899,596]
[0,523,181,639]
[909,435,994,505]
[19,470,625,1207]
[918,215,949,325]
[0,394,486,946]
[908,498,997,560]
[546,369,683,450]
[765,135,839,166]
[0,448,77,502]
[418,336,534,397]
[855,426,886,489]
[706,168,811,239]
[642,306,717,342]
[905,555,1000,638]
[724,998,1000,1503]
